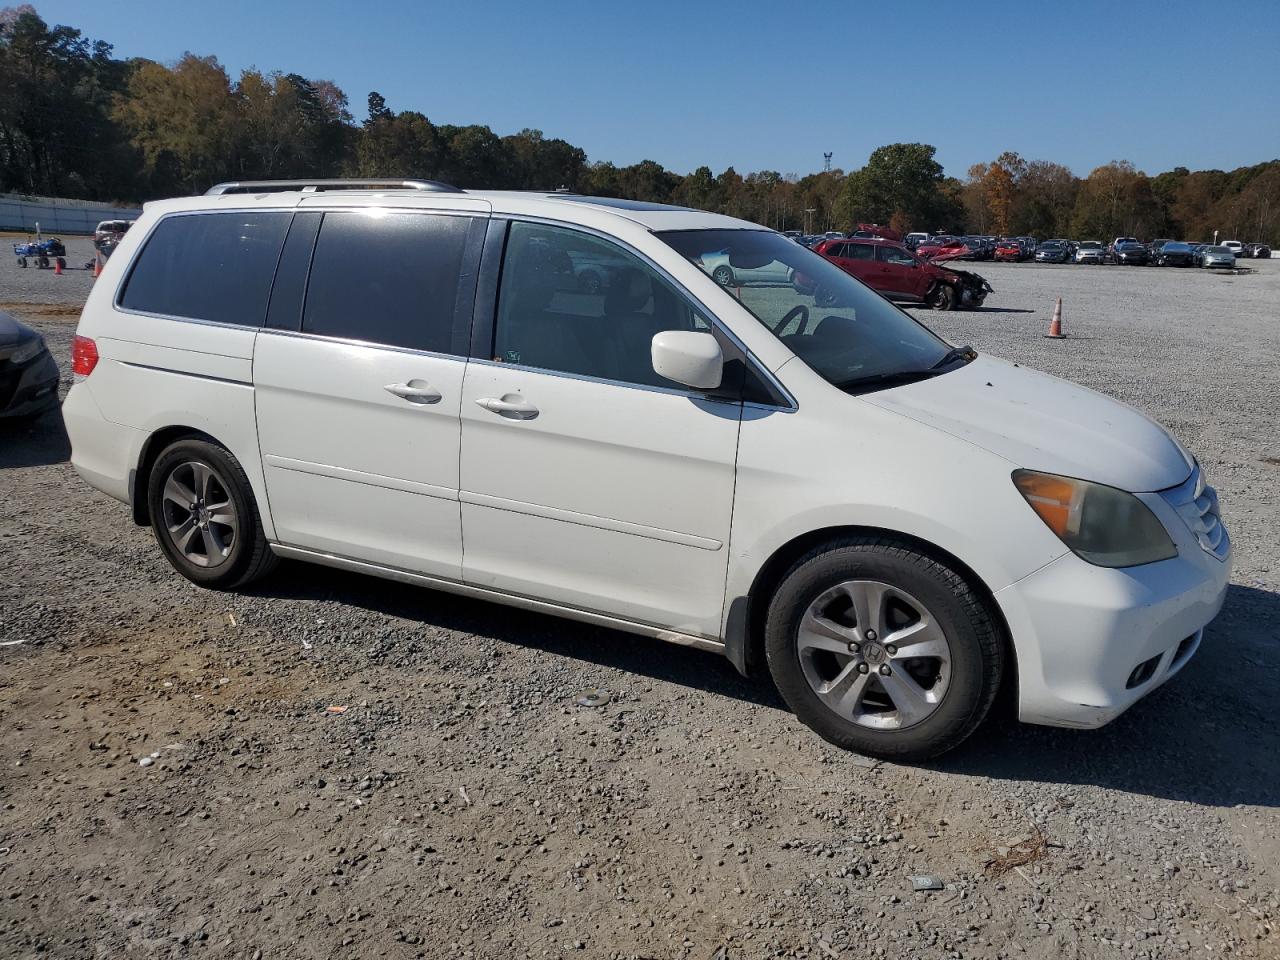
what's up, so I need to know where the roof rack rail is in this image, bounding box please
[204,178,462,196]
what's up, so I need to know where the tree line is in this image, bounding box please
[3,6,1278,243]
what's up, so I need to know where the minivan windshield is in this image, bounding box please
[658,229,957,391]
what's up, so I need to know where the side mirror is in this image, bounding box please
[651,330,723,390]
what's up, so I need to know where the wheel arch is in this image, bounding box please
[727,524,1015,687]
[130,425,221,525]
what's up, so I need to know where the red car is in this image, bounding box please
[812,237,991,310]
[915,236,975,261]
[994,240,1023,262]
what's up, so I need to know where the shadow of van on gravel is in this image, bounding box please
[250,560,1278,809]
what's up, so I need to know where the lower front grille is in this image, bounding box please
[1171,633,1198,667]
[1126,654,1162,689]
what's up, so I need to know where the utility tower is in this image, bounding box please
[823,152,833,173]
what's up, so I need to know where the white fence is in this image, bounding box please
[0,193,142,235]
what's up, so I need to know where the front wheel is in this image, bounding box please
[147,438,278,590]
[711,264,734,286]
[927,282,956,311]
[764,538,1004,760]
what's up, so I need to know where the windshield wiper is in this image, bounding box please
[833,369,941,394]
[930,344,977,370]
[836,346,976,395]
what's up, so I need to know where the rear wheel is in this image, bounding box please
[147,438,278,590]
[712,264,734,286]
[764,538,1004,760]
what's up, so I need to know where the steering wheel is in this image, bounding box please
[778,303,810,335]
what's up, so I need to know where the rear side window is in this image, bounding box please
[301,211,476,354]
[120,212,291,325]
[848,243,875,261]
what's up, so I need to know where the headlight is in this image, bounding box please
[1013,470,1177,568]
[10,335,46,365]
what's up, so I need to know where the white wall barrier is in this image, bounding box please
[1,193,142,235]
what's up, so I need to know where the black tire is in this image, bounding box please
[927,282,956,311]
[146,438,278,590]
[764,537,1004,761]
[711,264,734,286]
[17,257,26,268]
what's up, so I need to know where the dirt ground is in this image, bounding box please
[1,252,1278,960]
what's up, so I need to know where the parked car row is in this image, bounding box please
[910,233,1266,269]
[791,230,1272,266]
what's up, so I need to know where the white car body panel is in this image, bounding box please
[63,185,1233,737]
[458,359,740,637]
[863,355,1193,492]
[252,332,467,580]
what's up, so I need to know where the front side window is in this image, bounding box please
[301,211,475,353]
[877,245,917,266]
[494,222,711,389]
[120,211,291,325]
[659,229,952,391]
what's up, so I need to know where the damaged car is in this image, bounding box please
[812,237,991,310]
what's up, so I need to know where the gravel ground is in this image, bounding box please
[1,253,1278,960]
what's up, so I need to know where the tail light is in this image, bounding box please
[72,335,99,379]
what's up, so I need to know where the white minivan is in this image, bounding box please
[64,179,1231,759]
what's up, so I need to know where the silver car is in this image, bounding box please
[700,249,796,286]
[1074,240,1105,264]
[1199,245,1236,269]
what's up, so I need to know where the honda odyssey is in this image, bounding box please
[63,179,1231,760]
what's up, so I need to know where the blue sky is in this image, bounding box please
[31,0,1280,179]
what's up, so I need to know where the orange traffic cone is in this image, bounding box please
[1044,297,1065,338]
[53,258,63,275]
[92,257,102,278]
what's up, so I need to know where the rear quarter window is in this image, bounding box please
[119,211,292,326]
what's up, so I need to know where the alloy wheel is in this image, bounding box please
[796,579,952,730]
[160,460,238,568]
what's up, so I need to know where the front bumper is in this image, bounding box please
[996,503,1231,729]
[0,349,59,418]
